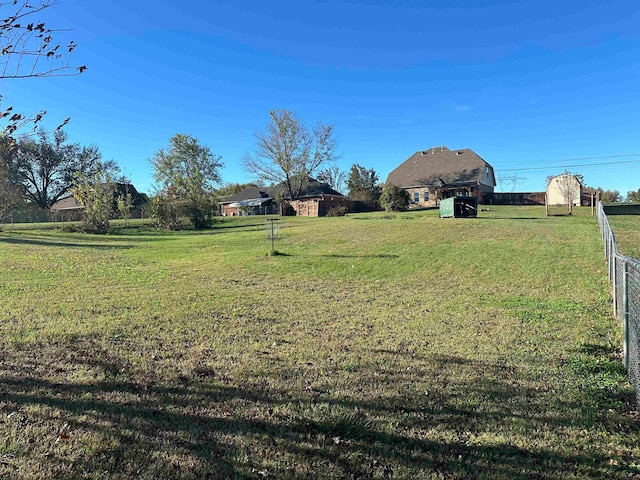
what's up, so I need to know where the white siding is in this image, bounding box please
[547,174,581,206]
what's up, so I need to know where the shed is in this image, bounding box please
[439,196,478,218]
[546,173,582,206]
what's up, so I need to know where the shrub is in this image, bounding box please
[151,190,183,230]
[72,167,116,234]
[326,206,348,217]
[379,184,410,212]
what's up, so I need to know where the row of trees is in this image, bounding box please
[598,189,640,203]
[149,109,402,229]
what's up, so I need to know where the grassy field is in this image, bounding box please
[608,214,640,260]
[0,206,638,479]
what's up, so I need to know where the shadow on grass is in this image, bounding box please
[0,236,132,249]
[0,338,637,479]
[319,254,400,259]
[477,217,543,220]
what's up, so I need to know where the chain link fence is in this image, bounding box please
[597,202,640,408]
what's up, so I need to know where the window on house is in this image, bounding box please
[414,191,420,202]
[424,190,429,201]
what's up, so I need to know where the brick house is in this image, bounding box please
[219,185,276,216]
[385,146,496,207]
[274,178,353,217]
[221,179,353,217]
[50,183,148,221]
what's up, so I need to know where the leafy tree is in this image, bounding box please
[380,184,410,212]
[627,189,640,203]
[317,165,347,195]
[347,164,381,201]
[0,154,21,225]
[116,188,134,226]
[0,0,86,136]
[243,108,338,201]
[150,134,222,229]
[151,187,183,230]
[600,189,621,203]
[8,129,104,208]
[72,164,115,234]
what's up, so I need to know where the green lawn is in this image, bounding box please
[607,214,640,260]
[0,206,638,479]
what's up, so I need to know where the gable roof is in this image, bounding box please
[386,146,495,188]
[219,185,271,204]
[115,183,147,207]
[50,196,82,211]
[49,182,147,211]
[267,177,345,199]
[547,173,583,187]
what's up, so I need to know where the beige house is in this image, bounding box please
[546,173,582,206]
[385,146,496,207]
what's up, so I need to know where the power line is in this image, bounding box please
[495,153,640,169]
[499,158,640,173]
[497,172,527,192]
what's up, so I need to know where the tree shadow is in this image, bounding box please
[477,217,543,220]
[0,236,131,249]
[318,254,399,259]
[0,337,637,479]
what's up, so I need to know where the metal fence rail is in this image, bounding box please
[597,202,640,408]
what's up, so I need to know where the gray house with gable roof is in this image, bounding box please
[386,146,496,207]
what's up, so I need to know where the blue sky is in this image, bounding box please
[5,0,640,195]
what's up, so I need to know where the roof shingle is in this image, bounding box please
[386,147,495,188]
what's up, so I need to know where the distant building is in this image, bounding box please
[385,146,496,206]
[50,183,148,221]
[546,173,582,206]
[221,178,353,217]
[219,185,276,216]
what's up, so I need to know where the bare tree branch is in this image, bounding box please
[0,1,86,137]
[243,109,339,202]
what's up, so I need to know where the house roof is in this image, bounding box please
[50,196,81,211]
[219,185,271,204]
[386,146,495,188]
[547,173,583,187]
[267,177,346,199]
[115,183,147,206]
[49,182,147,211]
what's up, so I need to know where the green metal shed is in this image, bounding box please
[439,196,478,218]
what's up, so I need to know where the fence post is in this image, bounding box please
[613,254,617,318]
[623,261,629,370]
[610,234,615,282]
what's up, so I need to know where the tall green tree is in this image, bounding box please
[347,164,381,201]
[8,129,104,208]
[627,189,640,203]
[150,134,223,229]
[8,130,105,208]
[599,189,621,203]
[243,109,338,201]
[0,143,21,224]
